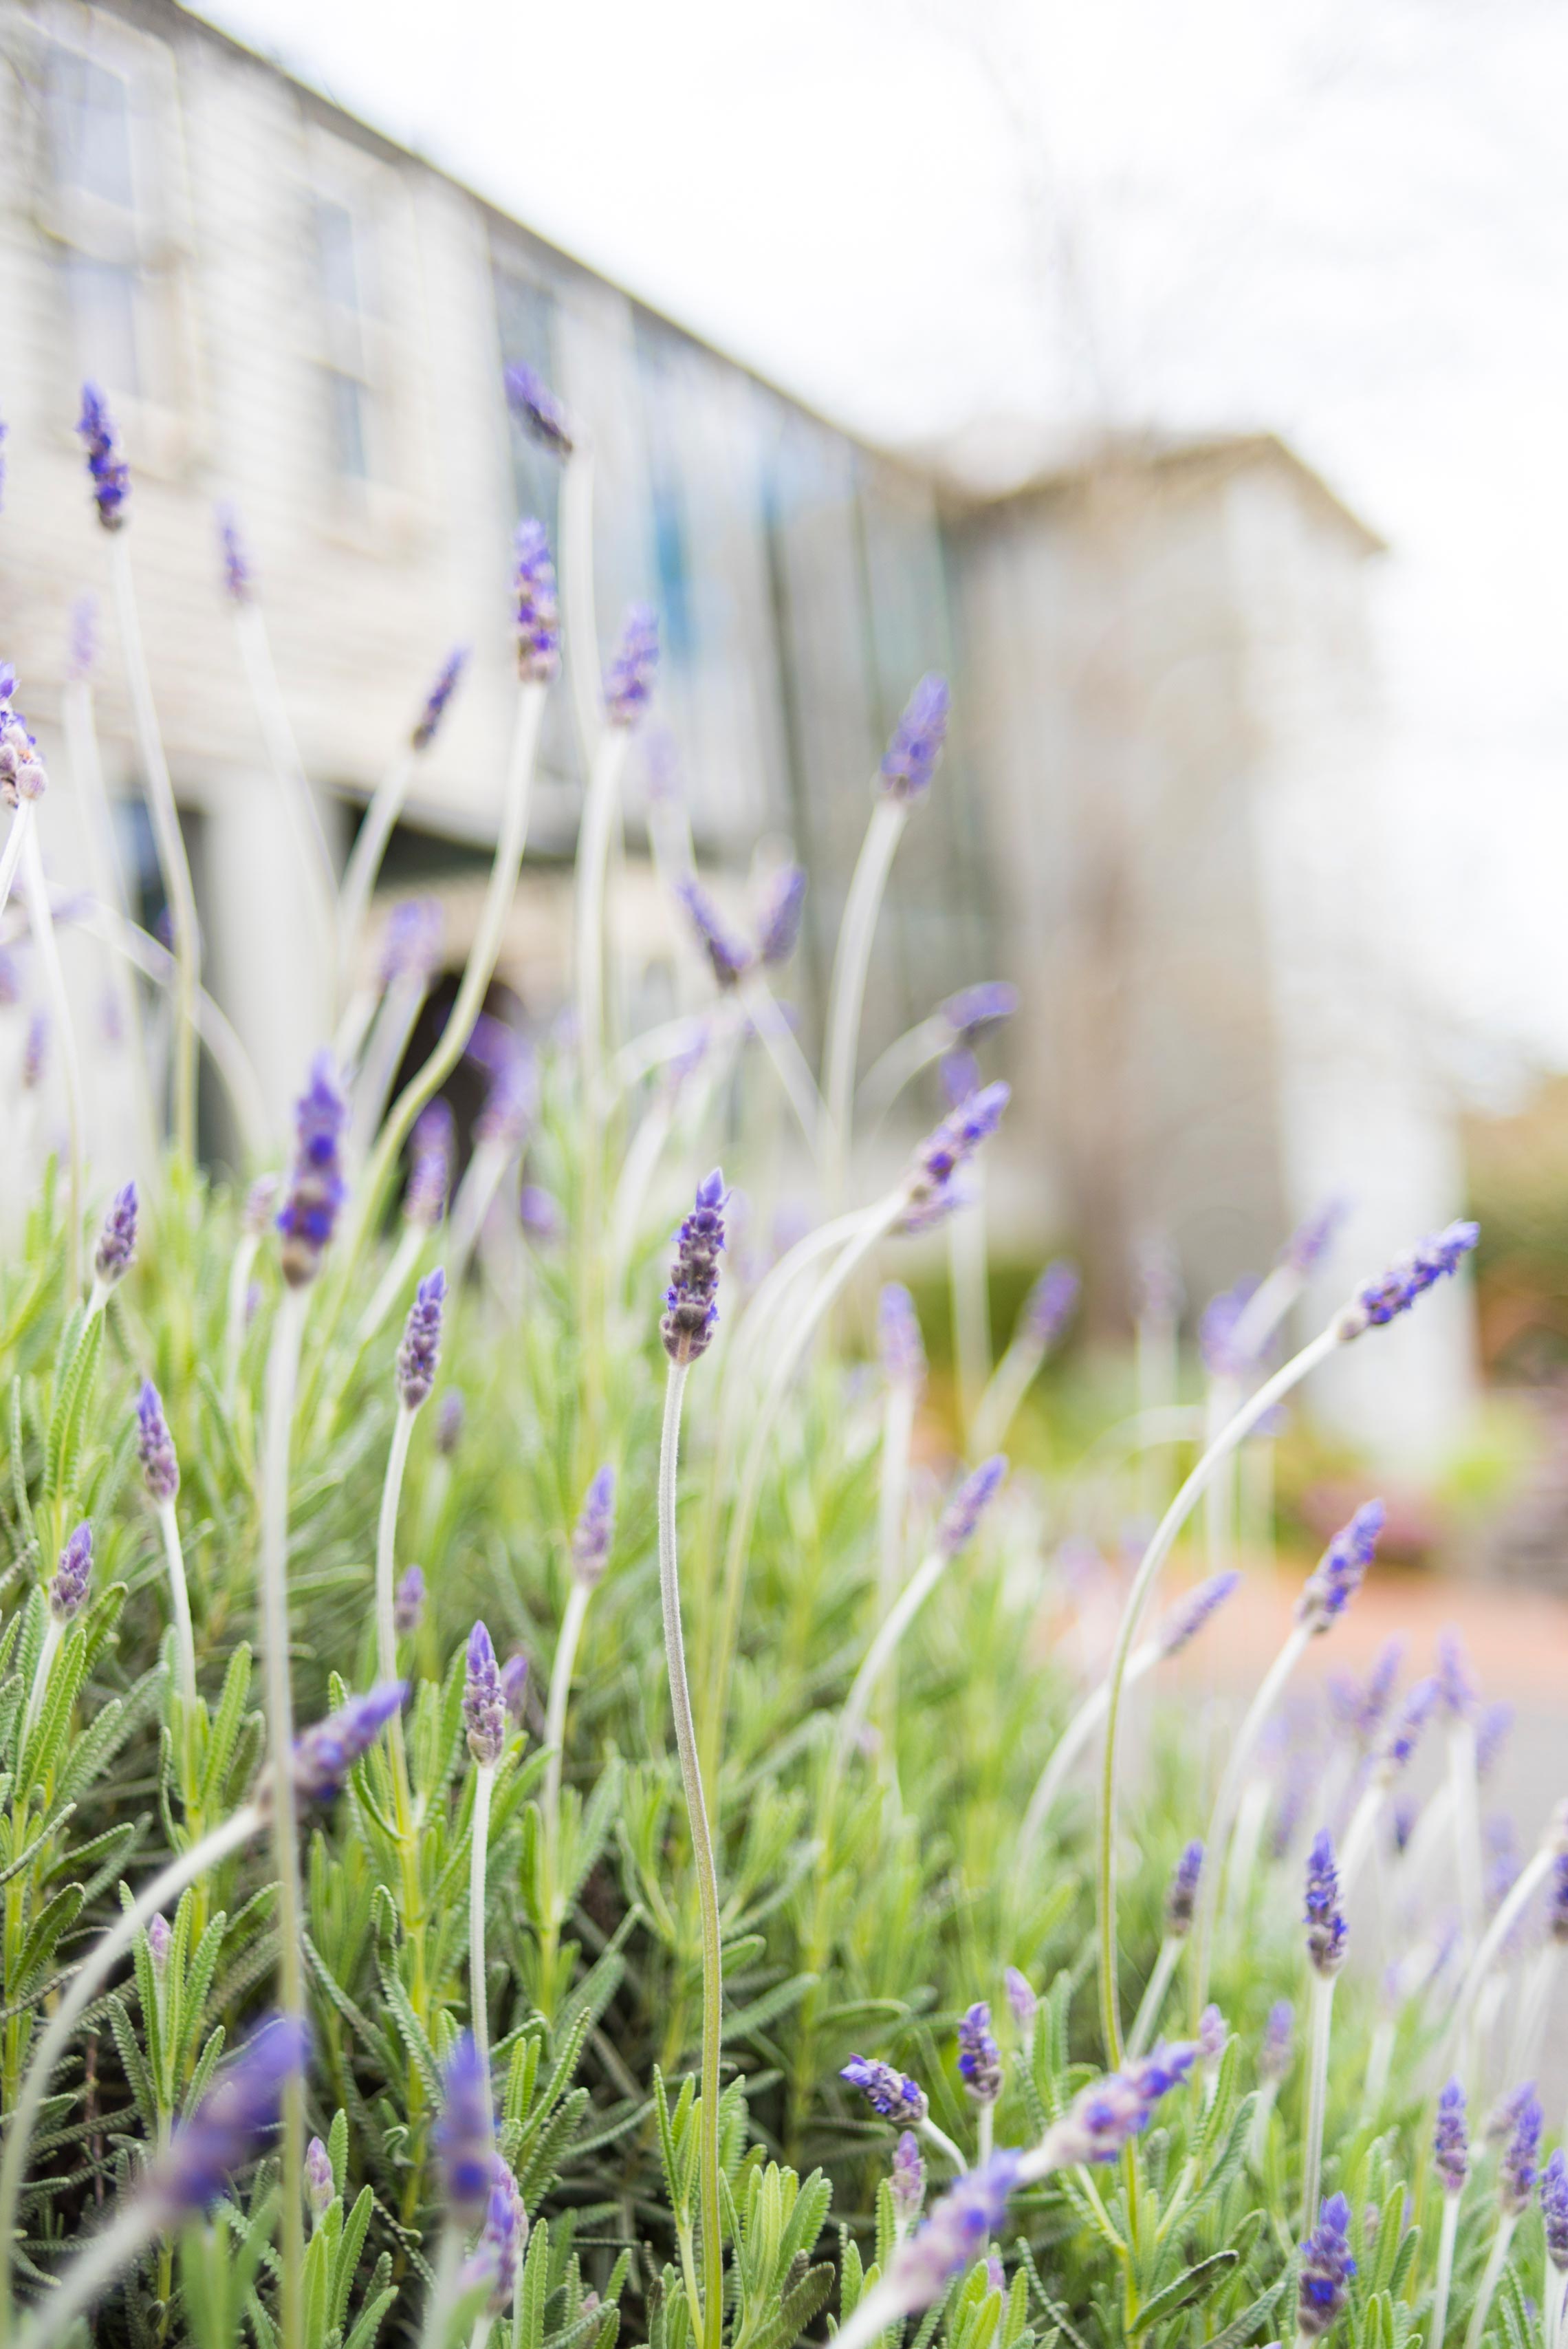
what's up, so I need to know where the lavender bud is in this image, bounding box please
[879,673,949,802]
[379,898,443,988]
[880,2153,1020,2319]
[1165,1841,1204,1938]
[840,2055,928,2125]
[891,2130,925,2224]
[136,1381,180,1506]
[906,1082,1010,1218]
[396,1270,446,1411]
[289,1682,406,1804]
[94,1180,138,1289]
[986,2255,1005,2295]
[941,981,1018,1039]
[67,594,97,682]
[662,1169,726,1366]
[1548,1853,1568,1944]
[436,1390,466,1455]
[604,604,659,727]
[957,2002,1002,2103]
[1200,1278,1260,1379]
[1004,1967,1037,2035]
[756,864,806,965]
[1437,1630,1477,1720]
[1297,2194,1356,2338]
[277,1054,348,1287]
[76,382,129,530]
[570,1467,616,1588]
[1260,1999,1294,2081]
[305,2134,334,2224]
[1283,1198,1349,1279]
[393,1565,425,1637]
[1197,2004,1228,2066]
[1021,1262,1079,1352]
[1296,1502,1384,1632]
[1435,2078,1469,2194]
[1543,2150,1568,2269]
[1376,1676,1438,1777]
[937,1456,1008,1558]
[675,875,753,988]
[0,689,45,808]
[464,1621,505,1765]
[146,1914,171,1978]
[404,1101,453,1230]
[1039,2044,1197,2167]
[1501,2088,1542,2212]
[411,646,468,753]
[512,519,561,683]
[49,1524,91,1623]
[476,2156,527,2312]
[504,363,574,457]
[501,1651,530,1727]
[148,2015,308,2218]
[1155,1569,1241,1657]
[216,504,252,603]
[878,1284,927,1392]
[519,1184,563,1243]
[435,2032,496,2224]
[1337,1220,1479,1340]
[1304,1830,1347,1976]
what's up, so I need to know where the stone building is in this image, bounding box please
[0,0,1473,1457]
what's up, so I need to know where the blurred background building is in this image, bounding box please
[0,0,1472,1458]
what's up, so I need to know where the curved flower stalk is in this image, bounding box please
[356,1099,452,1347]
[1128,1842,1203,2057]
[821,674,949,1206]
[1463,2090,1541,2349]
[1335,1674,1441,1898]
[543,1467,616,1850]
[336,646,468,1005]
[1445,1801,1568,2066]
[1015,1570,1241,1863]
[607,1030,715,1303]
[737,966,825,1162]
[1186,1502,1384,2024]
[970,1260,1080,1458]
[347,898,445,1165]
[1093,1220,1478,2063]
[657,1171,729,2349]
[856,981,1019,1131]
[21,824,86,1297]
[446,1039,534,1290]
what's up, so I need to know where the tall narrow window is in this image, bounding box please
[316,193,375,485]
[43,42,144,396]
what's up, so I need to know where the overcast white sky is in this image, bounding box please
[193,0,1568,1076]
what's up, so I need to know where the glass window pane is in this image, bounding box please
[45,46,136,209]
[324,367,369,479]
[61,256,140,396]
[316,199,360,312]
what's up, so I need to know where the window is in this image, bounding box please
[45,46,136,208]
[314,191,378,486]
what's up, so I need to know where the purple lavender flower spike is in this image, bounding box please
[411,646,468,753]
[675,875,753,988]
[147,1914,171,1978]
[1296,1501,1384,1633]
[94,1181,138,1290]
[1297,2193,1356,2339]
[878,1284,927,1392]
[1004,1967,1037,2035]
[756,863,806,965]
[941,982,1018,1039]
[504,362,574,457]
[1377,1676,1438,1777]
[840,2055,928,2125]
[937,1456,1007,1558]
[1543,2150,1568,2268]
[1197,2004,1228,2066]
[137,1381,180,1506]
[435,2032,497,2224]
[512,519,561,684]
[49,1524,91,1623]
[891,2130,925,2225]
[1022,1262,1079,1352]
[1040,2044,1198,2167]
[0,682,45,809]
[305,2134,335,2224]
[216,504,252,603]
[147,2014,309,2220]
[907,1082,1010,1217]
[393,1565,425,1637]
[879,673,949,802]
[1165,1841,1203,1938]
[662,1169,726,1366]
[1200,1278,1261,1379]
[1155,1570,1241,1658]
[396,1269,446,1411]
[1338,1220,1479,1339]
[957,2003,1002,2103]
[1354,1638,1405,1743]
[1437,1630,1477,1720]
[1501,2088,1542,2211]
[1549,1853,1568,1944]
[501,1650,530,1727]
[1476,1700,1513,1781]
[880,2152,1020,2317]
[1304,1830,1347,1975]
[475,2156,527,2310]
[1261,1998,1294,2081]
[437,1390,465,1455]
[290,1682,406,1804]
[605,604,659,727]
[1283,1198,1349,1279]
[404,1101,453,1230]
[1434,2078,1469,2194]
[571,1467,616,1588]
[464,1621,505,1766]
[76,383,129,530]
[277,1054,348,1288]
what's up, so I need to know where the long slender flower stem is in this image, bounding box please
[1188,1622,1315,2026]
[822,796,906,1207]
[446,1137,512,1294]
[1016,1643,1162,1863]
[657,1364,723,2349]
[21,826,85,1299]
[357,1227,426,1353]
[336,752,415,1004]
[561,442,601,779]
[738,973,824,1162]
[376,1408,417,1794]
[1463,2215,1518,2349]
[349,975,431,1167]
[156,1498,197,1707]
[1298,1971,1336,2235]
[1128,1936,1182,2059]
[469,1762,496,2100]
[919,2118,969,2176]
[1430,2192,1461,2349]
[543,1581,591,1864]
[0,803,31,922]
[0,1802,261,2316]
[110,536,201,1162]
[1096,1323,1341,2063]
[224,1231,263,1409]
[834,1548,948,1775]
[259,1285,308,2349]
[971,1331,1047,1463]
